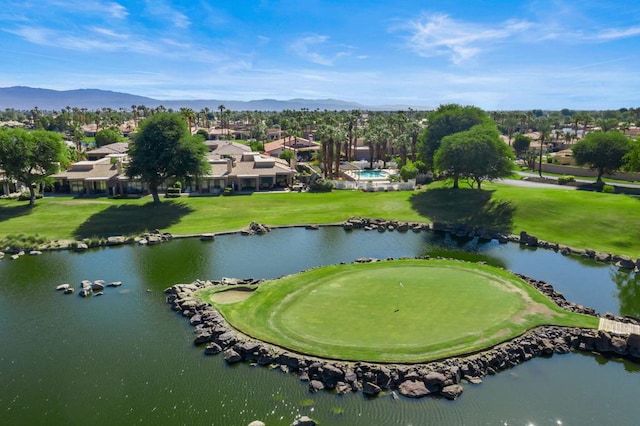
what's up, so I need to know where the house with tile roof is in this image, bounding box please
[200,151,295,193]
[51,155,124,196]
[86,142,129,161]
[50,143,296,197]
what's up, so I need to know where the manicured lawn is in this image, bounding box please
[0,182,638,256]
[205,260,598,363]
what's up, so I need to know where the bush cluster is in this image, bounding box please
[165,182,182,198]
[601,184,615,194]
[557,175,576,185]
[308,179,334,193]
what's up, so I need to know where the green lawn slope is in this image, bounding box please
[0,182,638,256]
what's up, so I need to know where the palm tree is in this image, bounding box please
[345,109,361,162]
[581,112,592,137]
[179,107,196,133]
[504,112,519,146]
[536,117,552,177]
[218,105,227,136]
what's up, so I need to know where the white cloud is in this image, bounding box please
[401,13,532,64]
[594,26,640,41]
[144,0,190,29]
[50,0,129,19]
[288,34,350,66]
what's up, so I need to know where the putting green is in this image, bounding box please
[204,260,597,363]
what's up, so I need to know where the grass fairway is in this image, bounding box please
[0,182,638,256]
[204,260,598,363]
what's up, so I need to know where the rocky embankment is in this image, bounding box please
[165,261,640,401]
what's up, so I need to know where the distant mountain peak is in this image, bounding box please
[0,86,432,111]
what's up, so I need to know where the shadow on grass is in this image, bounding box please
[409,188,517,233]
[73,200,194,239]
[0,203,34,223]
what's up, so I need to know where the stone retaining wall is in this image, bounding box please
[165,256,640,401]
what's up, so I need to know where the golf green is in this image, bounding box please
[206,259,597,363]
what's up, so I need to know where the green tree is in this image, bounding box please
[623,138,640,171]
[195,129,209,140]
[571,131,633,183]
[94,128,121,147]
[512,133,532,157]
[434,124,513,189]
[126,113,209,204]
[418,104,490,169]
[0,128,69,206]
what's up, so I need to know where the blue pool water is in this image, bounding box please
[353,169,389,179]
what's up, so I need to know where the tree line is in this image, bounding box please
[1,104,639,206]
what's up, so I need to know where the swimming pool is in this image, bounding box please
[352,169,390,179]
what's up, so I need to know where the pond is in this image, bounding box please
[1,227,639,425]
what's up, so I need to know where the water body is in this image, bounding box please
[1,227,639,425]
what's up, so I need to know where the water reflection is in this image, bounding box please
[611,268,640,318]
[0,226,639,426]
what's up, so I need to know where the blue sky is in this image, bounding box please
[1,0,639,110]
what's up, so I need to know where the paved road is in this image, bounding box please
[515,171,640,189]
[498,177,577,190]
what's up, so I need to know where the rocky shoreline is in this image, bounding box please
[165,258,640,401]
[3,217,639,273]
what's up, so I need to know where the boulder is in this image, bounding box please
[610,336,628,355]
[107,281,122,287]
[200,233,215,241]
[63,287,74,294]
[398,380,430,398]
[615,256,636,270]
[248,421,266,426]
[146,235,163,245]
[424,371,447,388]
[223,349,242,364]
[440,384,464,400]
[91,280,105,291]
[321,364,344,388]
[56,284,70,291]
[291,416,316,426]
[106,236,126,246]
[75,242,89,251]
[627,334,640,358]
[28,250,42,255]
[308,380,325,393]
[362,381,382,396]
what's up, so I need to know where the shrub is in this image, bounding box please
[17,191,43,201]
[413,160,428,174]
[165,187,181,198]
[602,184,615,193]
[399,162,418,182]
[557,175,576,185]
[308,178,334,193]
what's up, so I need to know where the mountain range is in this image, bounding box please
[0,86,431,112]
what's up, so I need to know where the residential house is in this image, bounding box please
[52,155,124,196]
[199,151,295,193]
[86,142,129,161]
[50,140,296,197]
[205,140,252,156]
[263,137,320,161]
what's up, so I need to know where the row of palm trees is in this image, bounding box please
[493,110,637,145]
[310,110,424,178]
